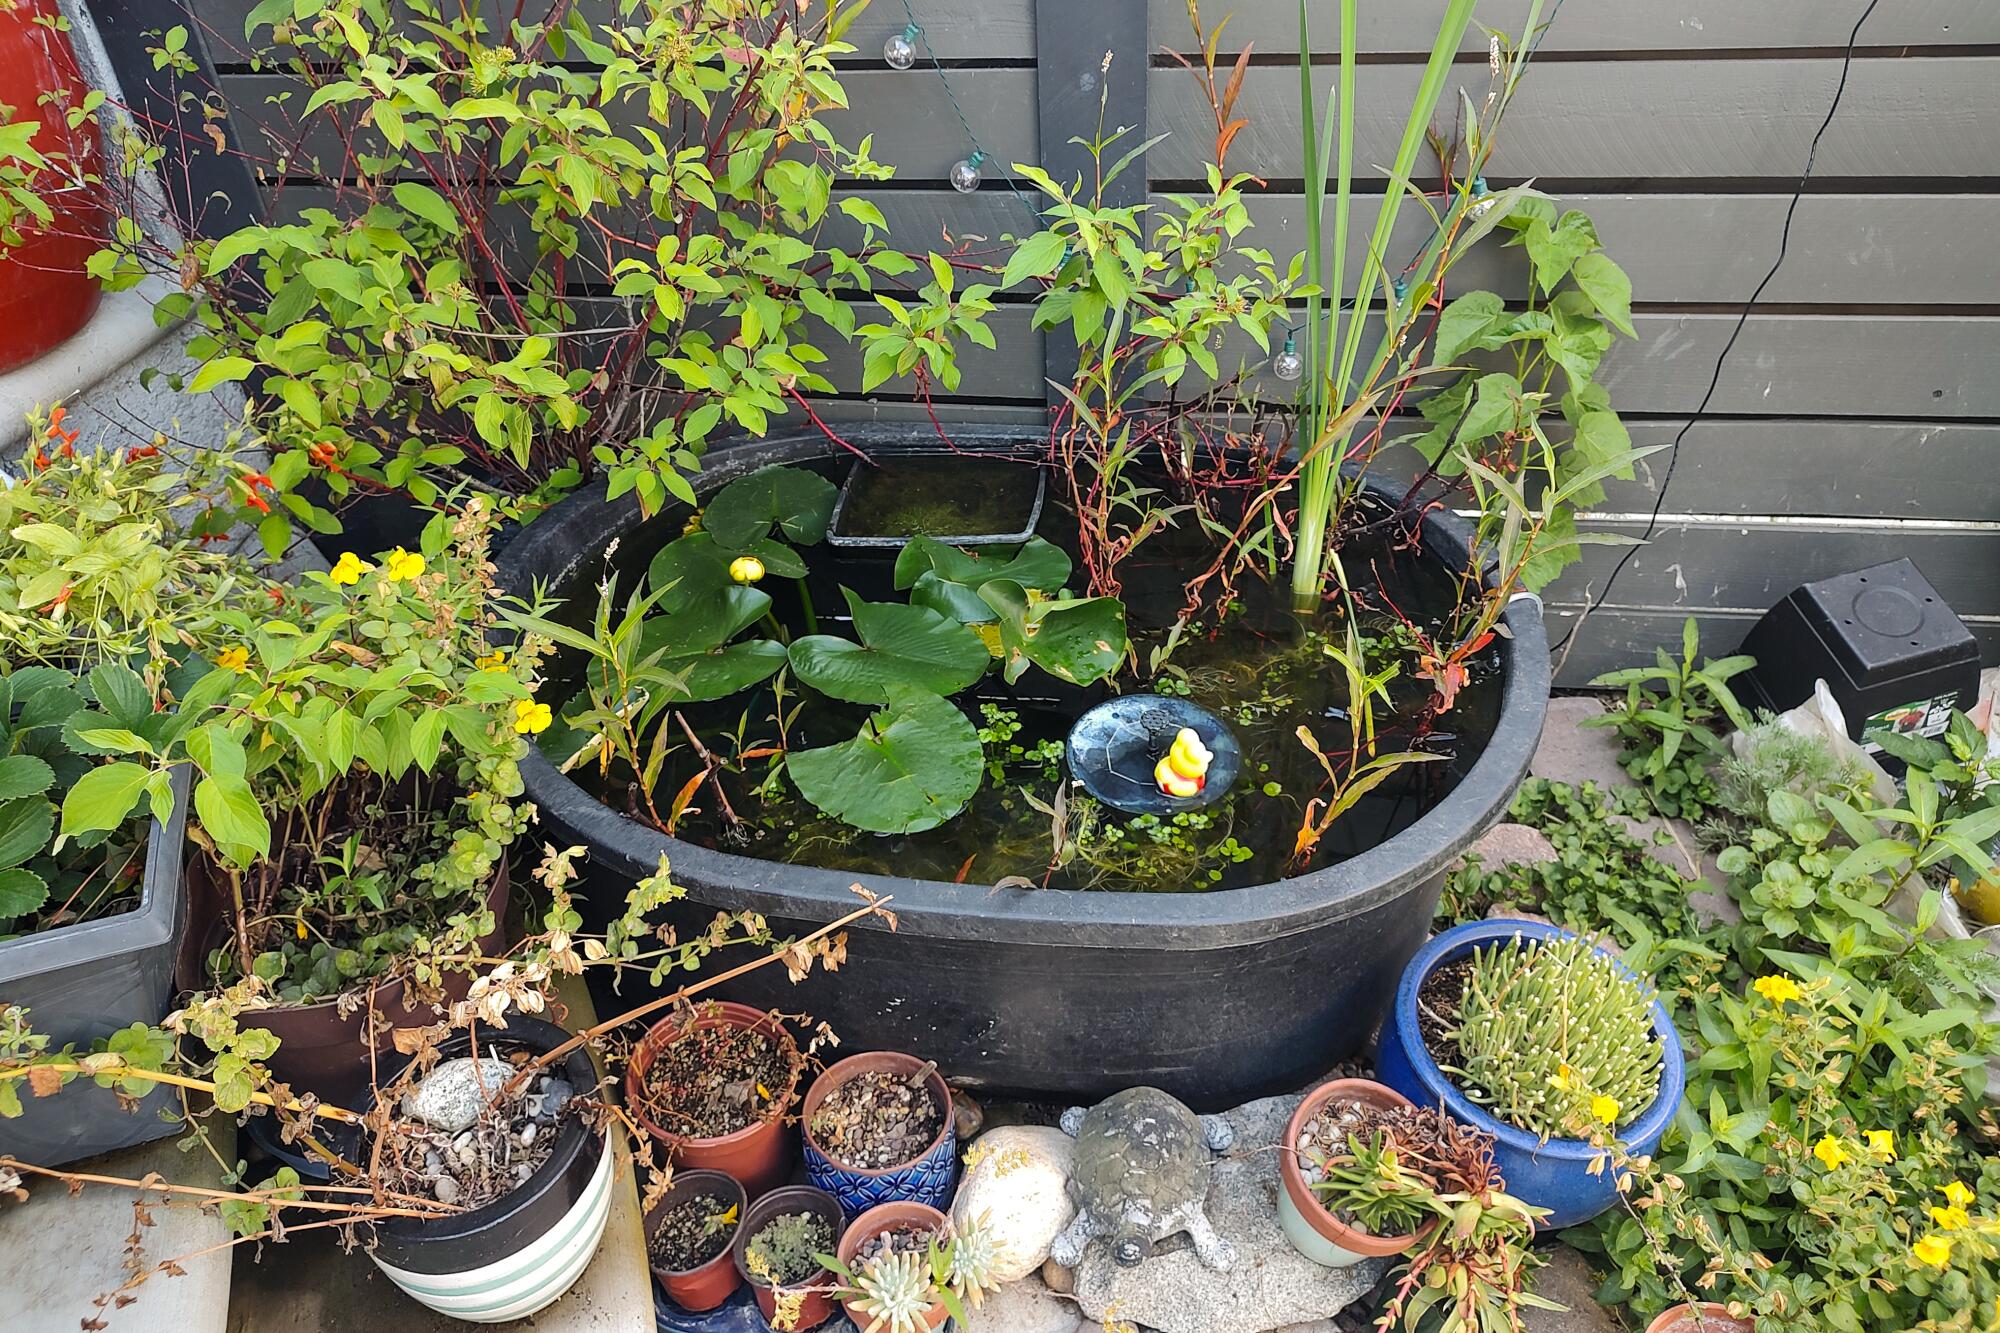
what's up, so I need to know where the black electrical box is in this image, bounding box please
[1737,558,1979,751]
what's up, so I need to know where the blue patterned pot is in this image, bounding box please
[802,1052,957,1219]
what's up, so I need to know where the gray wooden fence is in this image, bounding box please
[198,0,2000,683]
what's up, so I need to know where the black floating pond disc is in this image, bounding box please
[1064,695,1242,815]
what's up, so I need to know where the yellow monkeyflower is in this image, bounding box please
[1865,1130,1895,1159]
[1590,1094,1622,1125]
[1752,974,1803,1006]
[1812,1135,1850,1171]
[475,648,510,673]
[1944,1181,1976,1208]
[1929,1205,1972,1232]
[217,645,249,672]
[384,547,426,581]
[1549,1063,1575,1092]
[728,554,766,584]
[1911,1235,1953,1268]
[329,551,369,586]
[513,699,552,735]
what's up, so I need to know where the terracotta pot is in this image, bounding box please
[1278,1078,1434,1268]
[835,1200,950,1333]
[802,1051,957,1219]
[732,1185,842,1331]
[1646,1304,1753,1333]
[646,1169,746,1314]
[176,855,511,1107]
[625,1000,802,1199]
[0,0,105,372]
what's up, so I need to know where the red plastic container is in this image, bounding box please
[836,1200,950,1333]
[647,1169,746,1314]
[626,1000,802,1199]
[732,1185,842,1331]
[0,0,106,372]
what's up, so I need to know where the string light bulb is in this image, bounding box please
[949,150,986,194]
[883,23,919,70]
[1272,335,1303,382]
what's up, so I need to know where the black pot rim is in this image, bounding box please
[497,424,1549,950]
[646,1168,747,1277]
[731,1184,844,1291]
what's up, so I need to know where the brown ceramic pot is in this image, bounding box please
[1645,1304,1754,1333]
[625,1000,803,1199]
[835,1200,950,1333]
[647,1168,747,1313]
[732,1185,842,1331]
[176,855,510,1106]
[1279,1077,1435,1266]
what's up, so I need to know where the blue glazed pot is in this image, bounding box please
[1376,918,1685,1230]
[802,1051,958,1220]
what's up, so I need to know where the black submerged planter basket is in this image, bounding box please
[0,770,190,1166]
[497,426,1550,1110]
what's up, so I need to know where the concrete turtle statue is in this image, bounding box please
[1048,1086,1236,1271]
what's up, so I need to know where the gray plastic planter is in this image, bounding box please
[497,428,1550,1109]
[0,769,189,1165]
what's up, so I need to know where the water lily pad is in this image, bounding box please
[896,536,1072,624]
[976,580,1127,686]
[701,466,838,549]
[787,588,989,704]
[648,532,804,613]
[785,687,982,833]
[638,586,786,703]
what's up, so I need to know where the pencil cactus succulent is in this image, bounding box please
[1444,932,1663,1141]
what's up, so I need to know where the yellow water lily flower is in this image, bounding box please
[1944,1181,1976,1208]
[1929,1205,1971,1232]
[1590,1094,1622,1125]
[217,646,249,672]
[384,546,426,582]
[728,554,766,584]
[1865,1130,1895,1158]
[513,699,552,735]
[1752,974,1802,1006]
[1812,1135,1849,1171]
[1912,1235,1953,1268]
[475,648,510,673]
[329,551,369,586]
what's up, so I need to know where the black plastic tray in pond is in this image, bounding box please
[825,449,1045,549]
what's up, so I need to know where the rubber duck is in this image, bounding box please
[1154,727,1212,798]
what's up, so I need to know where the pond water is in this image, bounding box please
[564,456,1502,893]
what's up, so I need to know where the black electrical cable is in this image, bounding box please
[1550,0,1885,657]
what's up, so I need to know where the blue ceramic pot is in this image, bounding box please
[802,1052,957,1219]
[1376,918,1685,1230]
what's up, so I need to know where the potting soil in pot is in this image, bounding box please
[637,1017,796,1138]
[853,1221,937,1264]
[381,1053,579,1208]
[809,1068,944,1169]
[651,1192,738,1271]
[1414,955,1476,1061]
[558,457,1503,893]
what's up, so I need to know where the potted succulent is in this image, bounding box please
[732,1185,844,1332]
[802,1051,957,1218]
[828,1200,1003,1333]
[625,999,805,1198]
[1376,919,1686,1228]
[646,1168,746,1313]
[1278,1078,1436,1267]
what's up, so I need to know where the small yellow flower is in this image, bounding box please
[1911,1234,1953,1268]
[475,648,510,673]
[1812,1135,1849,1171]
[1590,1094,1622,1125]
[384,547,426,582]
[1752,974,1803,1006]
[329,551,369,586]
[1549,1063,1575,1092]
[295,920,308,940]
[1944,1181,1976,1208]
[217,645,249,672]
[513,699,552,735]
[728,554,766,585]
[1865,1130,1895,1159]
[1929,1205,1971,1232]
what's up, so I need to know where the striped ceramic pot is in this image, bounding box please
[363,1018,614,1323]
[802,1051,957,1219]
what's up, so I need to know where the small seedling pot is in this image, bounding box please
[1645,1303,1753,1333]
[802,1051,957,1219]
[1375,918,1686,1230]
[731,1184,843,1331]
[647,1168,747,1313]
[1277,1078,1434,1268]
[835,1200,950,1332]
[360,1016,613,1323]
[625,1000,802,1199]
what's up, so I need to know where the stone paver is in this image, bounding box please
[1523,1242,1622,1333]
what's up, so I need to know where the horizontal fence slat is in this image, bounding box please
[1146,57,2000,180]
[1547,605,2000,685]
[1149,0,2000,55]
